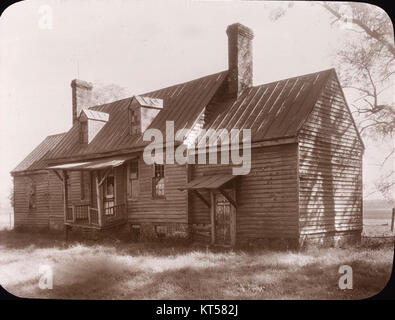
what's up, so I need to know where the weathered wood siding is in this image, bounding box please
[127,155,188,224]
[13,171,66,229]
[191,144,299,243]
[48,171,64,229]
[68,171,82,205]
[115,166,126,206]
[298,74,363,238]
[13,172,50,228]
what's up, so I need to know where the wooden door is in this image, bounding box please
[103,172,115,215]
[215,193,232,245]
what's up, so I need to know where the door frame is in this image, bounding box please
[211,189,236,246]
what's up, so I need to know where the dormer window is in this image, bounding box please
[128,96,163,135]
[129,107,140,135]
[78,109,109,144]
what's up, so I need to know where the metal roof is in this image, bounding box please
[47,71,228,161]
[46,68,336,163]
[80,109,109,122]
[135,96,163,109]
[12,132,67,174]
[201,69,333,143]
[179,174,237,190]
[47,155,136,171]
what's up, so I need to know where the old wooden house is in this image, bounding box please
[11,133,66,229]
[12,23,364,247]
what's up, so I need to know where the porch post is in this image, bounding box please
[95,171,103,227]
[62,170,68,223]
[210,191,215,245]
[62,170,70,240]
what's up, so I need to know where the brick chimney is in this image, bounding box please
[71,79,93,125]
[226,23,254,98]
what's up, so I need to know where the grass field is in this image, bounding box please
[0,204,393,299]
[0,228,393,300]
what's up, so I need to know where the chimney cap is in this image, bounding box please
[71,79,93,90]
[226,23,254,39]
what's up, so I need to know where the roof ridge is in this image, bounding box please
[142,70,227,96]
[89,71,228,110]
[253,68,335,89]
[47,132,67,138]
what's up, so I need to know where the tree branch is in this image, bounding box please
[321,2,395,58]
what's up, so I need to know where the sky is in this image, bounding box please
[0,0,393,209]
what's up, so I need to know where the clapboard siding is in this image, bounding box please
[13,173,50,228]
[191,144,299,242]
[127,155,188,224]
[298,73,363,236]
[69,171,82,204]
[14,171,65,229]
[48,171,64,228]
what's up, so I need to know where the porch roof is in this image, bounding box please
[180,174,237,191]
[47,155,136,171]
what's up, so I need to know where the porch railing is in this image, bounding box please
[103,204,126,224]
[65,204,95,225]
[66,206,73,222]
[65,203,126,226]
[74,204,89,221]
[89,208,99,226]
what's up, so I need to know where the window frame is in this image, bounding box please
[127,159,139,201]
[128,107,140,135]
[152,163,165,199]
[80,171,91,201]
[103,170,116,216]
[28,181,37,211]
[104,172,115,200]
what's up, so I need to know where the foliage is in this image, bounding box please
[91,82,129,106]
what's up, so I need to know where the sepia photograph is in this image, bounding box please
[0,0,394,305]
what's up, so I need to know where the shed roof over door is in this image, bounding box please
[47,155,136,171]
[179,174,237,190]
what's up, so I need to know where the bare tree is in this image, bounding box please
[321,3,394,201]
[321,2,395,138]
[270,2,395,200]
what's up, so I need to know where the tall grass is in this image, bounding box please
[0,230,393,300]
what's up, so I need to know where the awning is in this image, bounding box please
[47,155,136,171]
[179,174,237,191]
[179,174,238,209]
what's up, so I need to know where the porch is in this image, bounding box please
[48,155,134,230]
[65,203,127,229]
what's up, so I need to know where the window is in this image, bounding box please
[104,173,115,215]
[80,171,91,201]
[127,159,139,200]
[80,121,88,144]
[152,163,165,198]
[28,181,36,210]
[129,107,140,135]
[65,172,72,202]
